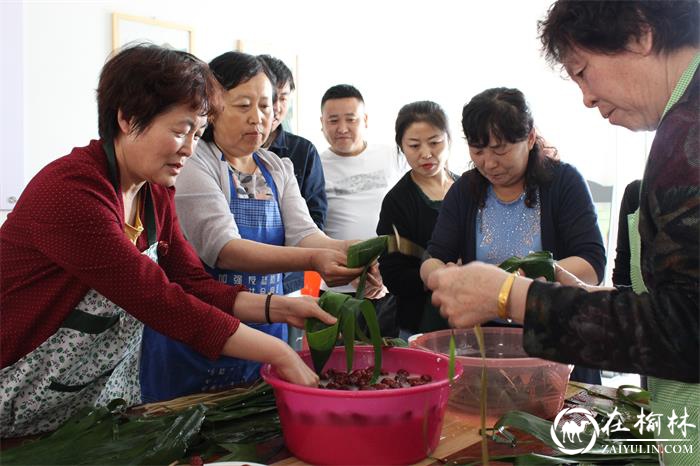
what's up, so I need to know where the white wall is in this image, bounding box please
[1,0,650,280]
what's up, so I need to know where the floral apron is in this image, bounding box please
[139,153,287,402]
[0,141,158,437]
[629,54,700,465]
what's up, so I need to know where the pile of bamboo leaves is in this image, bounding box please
[452,385,658,464]
[456,409,658,464]
[2,382,282,465]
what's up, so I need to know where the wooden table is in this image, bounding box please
[271,384,588,466]
[1,384,599,465]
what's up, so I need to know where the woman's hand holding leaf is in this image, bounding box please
[271,295,337,329]
[337,239,357,254]
[311,248,364,287]
[428,262,507,328]
[304,236,391,379]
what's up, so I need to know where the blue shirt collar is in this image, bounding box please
[269,128,288,152]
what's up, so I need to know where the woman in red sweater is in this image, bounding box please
[0,44,334,437]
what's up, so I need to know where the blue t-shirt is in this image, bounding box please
[476,185,542,265]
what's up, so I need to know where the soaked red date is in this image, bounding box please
[319,368,432,390]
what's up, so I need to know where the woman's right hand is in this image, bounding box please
[271,295,337,328]
[271,344,320,387]
[221,326,319,387]
[311,248,364,287]
[427,262,506,327]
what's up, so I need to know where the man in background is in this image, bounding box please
[319,84,407,334]
[259,55,326,294]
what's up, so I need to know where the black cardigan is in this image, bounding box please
[377,171,454,332]
[428,162,606,283]
[612,179,642,287]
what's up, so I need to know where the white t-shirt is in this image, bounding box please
[320,143,407,292]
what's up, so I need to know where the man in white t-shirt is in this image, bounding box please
[319,84,406,305]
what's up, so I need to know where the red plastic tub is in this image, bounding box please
[261,346,462,465]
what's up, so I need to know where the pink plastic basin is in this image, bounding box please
[261,346,463,465]
[411,328,572,420]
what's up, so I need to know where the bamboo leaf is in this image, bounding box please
[1,384,282,466]
[307,291,383,379]
[2,404,208,465]
[616,384,651,407]
[382,337,408,347]
[354,263,371,300]
[215,444,258,461]
[493,410,656,457]
[305,320,341,374]
[139,405,207,465]
[473,324,490,465]
[305,292,349,374]
[342,305,356,372]
[354,322,372,345]
[306,291,349,332]
[499,251,555,282]
[357,299,383,383]
[346,236,388,268]
[448,330,456,381]
[305,321,341,352]
[386,234,425,259]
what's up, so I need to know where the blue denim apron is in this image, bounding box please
[140,153,286,402]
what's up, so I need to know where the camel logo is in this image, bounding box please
[550,407,600,455]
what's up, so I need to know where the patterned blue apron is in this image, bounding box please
[140,153,287,402]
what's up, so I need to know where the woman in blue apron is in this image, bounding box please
[141,153,289,400]
[140,51,374,402]
[0,45,332,437]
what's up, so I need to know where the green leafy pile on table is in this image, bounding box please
[2,382,282,465]
[453,384,658,465]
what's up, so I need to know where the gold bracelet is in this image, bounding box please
[497,272,518,321]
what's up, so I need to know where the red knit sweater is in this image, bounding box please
[1,140,242,368]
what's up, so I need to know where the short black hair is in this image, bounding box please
[462,87,559,209]
[462,87,533,150]
[539,0,700,66]
[202,51,275,142]
[208,51,275,92]
[257,54,295,91]
[394,101,451,151]
[321,84,364,109]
